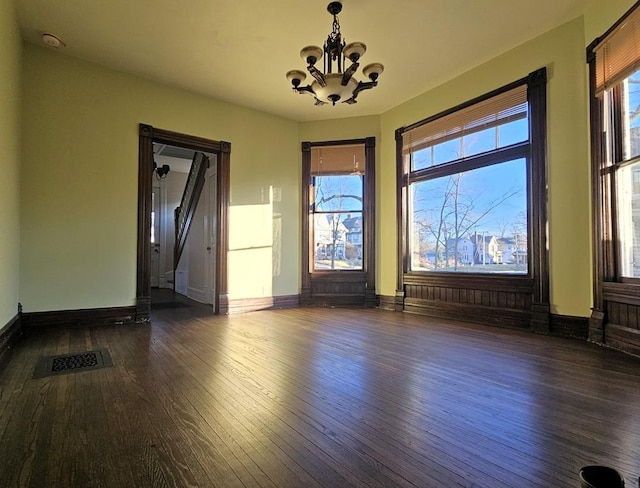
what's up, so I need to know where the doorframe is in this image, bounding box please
[136,124,231,320]
[205,165,218,306]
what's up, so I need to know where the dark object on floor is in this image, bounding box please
[32,350,113,378]
[579,465,625,488]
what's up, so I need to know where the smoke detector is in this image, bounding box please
[41,33,66,49]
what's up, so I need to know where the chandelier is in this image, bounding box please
[285,1,384,106]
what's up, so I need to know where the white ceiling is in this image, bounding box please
[154,144,194,173]
[16,0,589,122]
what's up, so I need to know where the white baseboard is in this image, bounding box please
[187,286,208,304]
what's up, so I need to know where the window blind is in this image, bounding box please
[593,3,640,96]
[401,84,528,156]
[311,144,366,175]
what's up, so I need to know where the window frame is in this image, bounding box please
[301,138,376,306]
[588,1,640,344]
[406,144,530,275]
[394,68,549,329]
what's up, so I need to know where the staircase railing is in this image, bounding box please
[174,151,208,274]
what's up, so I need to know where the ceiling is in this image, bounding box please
[154,144,195,173]
[16,0,590,122]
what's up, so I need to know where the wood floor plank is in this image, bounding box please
[1,295,640,487]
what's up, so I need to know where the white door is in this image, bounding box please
[151,185,161,287]
[205,164,218,307]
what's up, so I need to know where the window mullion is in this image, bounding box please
[611,85,625,164]
[408,142,529,184]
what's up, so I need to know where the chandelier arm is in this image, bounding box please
[286,2,382,106]
[341,62,359,86]
[308,65,327,87]
[294,85,316,95]
[352,80,377,97]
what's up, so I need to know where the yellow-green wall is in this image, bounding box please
[298,116,381,143]
[12,1,640,320]
[584,0,638,44]
[0,0,22,329]
[377,17,591,317]
[20,44,299,312]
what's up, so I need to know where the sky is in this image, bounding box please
[411,115,529,238]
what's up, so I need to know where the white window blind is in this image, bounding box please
[401,85,528,156]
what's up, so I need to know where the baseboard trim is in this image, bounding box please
[378,295,397,311]
[227,295,300,314]
[604,323,640,357]
[403,298,532,329]
[0,313,22,367]
[22,306,137,328]
[187,286,207,304]
[549,313,589,339]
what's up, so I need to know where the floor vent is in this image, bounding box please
[33,350,112,379]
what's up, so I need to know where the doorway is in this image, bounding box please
[151,144,215,302]
[136,124,231,321]
[150,183,161,288]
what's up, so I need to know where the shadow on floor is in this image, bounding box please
[150,288,213,317]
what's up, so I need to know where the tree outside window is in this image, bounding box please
[311,148,365,270]
[400,84,531,275]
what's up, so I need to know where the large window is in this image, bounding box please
[310,144,365,270]
[604,70,640,278]
[400,83,531,275]
[301,139,376,307]
[589,2,640,280]
[588,1,640,346]
[394,69,548,329]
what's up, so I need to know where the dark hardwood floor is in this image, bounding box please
[1,298,639,487]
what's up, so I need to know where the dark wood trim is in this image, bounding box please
[377,295,396,311]
[404,298,532,329]
[409,142,529,183]
[227,295,300,314]
[217,141,231,315]
[135,296,151,324]
[301,138,376,308]
[364,137,377,307]
[528,67,550,333]
[588,38,606,343]
[0,313,22,368]
[549,313,589,339]
[301,138,371,148]
[403,272,534,292]
[22,306,136,328]
[148,127,227,153]
[602,281,640,306]
[586,0,640,54]
[137,124,231,318]
[395,128,407,310]
[301,142,312,306]
[588,6,640,351]
[137,124,154,321]
[394,68,550,332]
[605,322,640,357]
